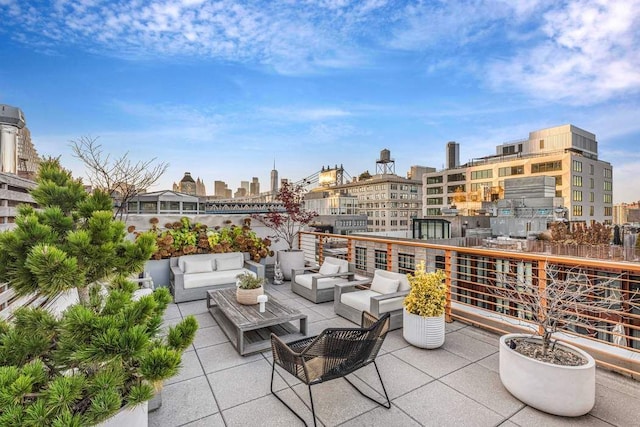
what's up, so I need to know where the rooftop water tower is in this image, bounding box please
[376,148,395,175]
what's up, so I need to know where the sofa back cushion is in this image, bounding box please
[319,262,340,275]
[183,259,214,274]
[216,253,245,271]
[323,256,350,273]
[370,274,400,294]
[373,269,411,292]
[178,254,216,272]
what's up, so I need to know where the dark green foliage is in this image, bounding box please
[140,347,181,383]
[127,383,154,406]
[168,316,199,351]
[84,388,121,425]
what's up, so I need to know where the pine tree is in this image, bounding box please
[0,158,156,304]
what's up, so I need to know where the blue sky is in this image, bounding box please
[1,0,639,203]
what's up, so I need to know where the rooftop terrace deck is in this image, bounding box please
[151,281,640,427]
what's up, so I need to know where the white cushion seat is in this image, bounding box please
[183,268,256,289]
[340,290,405,314]
[295,273,347,290]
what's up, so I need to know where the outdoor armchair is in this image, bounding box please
[334,269,410,330]
[270,311,391,427]
[291,256,355,303]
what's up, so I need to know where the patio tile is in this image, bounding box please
[509,407,610,426]
[165,350,204,386]
[291,376,380,426]
[440,363,524,417]
[178,299,209,317]
[393,346,471,379]
[161,316,184,332]
[394,381,504,426]
[352,353,433,400]
[342,405,422,427]
[196,342,262,374]
[148,376,217,427]
[208,358,288,410]
[595,369,640,397]
[307,318,355,336]
[445,320,467,333]
[498,421,519,427]
[456,324,501,346]
[441,330,498,362]
[192,311,217,328]
[309,302,339,319]
[477,352,500,374]
[591,380,640,426]
[297,307,327,323]
[223,388,314,426]
[380,329,410,354]
[163,303,182,321]
[182,413,225,427]
[193,325,228,349]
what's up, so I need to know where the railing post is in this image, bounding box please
[445,250,452,323]
[538,259,547,336]
[317,235,323,265]
[347,237,353,263]
[386,242,393,271]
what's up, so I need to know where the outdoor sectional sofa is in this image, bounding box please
[169,252,265,303]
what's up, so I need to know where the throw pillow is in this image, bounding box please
[183,259,213,274]
[216,256,244,271]
[370,275,400,294]
[319,262,340,275]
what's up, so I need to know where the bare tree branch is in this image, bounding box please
[71,136,169,219]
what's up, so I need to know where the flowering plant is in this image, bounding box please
[403,261,447,317]
[252,182,318,250]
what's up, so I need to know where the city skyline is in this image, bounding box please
[1,1,639,203]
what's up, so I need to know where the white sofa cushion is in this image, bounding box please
[319,262,340,275]
[340,290,405,314]
[370,275,399,294]
[183,268,256,290]
[373,269,411,292]
[216,255,244,271]
[295,273,346,290]
[178,253,217,272]
[183,259,213,274]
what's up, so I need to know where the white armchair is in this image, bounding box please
[291,256,355,303]
[334,269,410,330]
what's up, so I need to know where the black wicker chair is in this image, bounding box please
[270,311,391,426]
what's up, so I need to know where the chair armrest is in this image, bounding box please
[170,265,185,293]
[310,271,354,291]
[244,260,265,279]
[369,290,409,317]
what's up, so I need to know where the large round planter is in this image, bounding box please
[95,401,148,427]
[402,308,445,349]
[499,333,595,417]
[277,250,305,280]
[236,286,264,305]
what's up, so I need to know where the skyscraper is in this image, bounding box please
[446,141,460,169]
[0,104,39,178]
[270,160,279,197]
[250,177,260,196]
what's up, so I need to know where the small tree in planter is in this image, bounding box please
[491,263,640,416]
[252,182,318,279]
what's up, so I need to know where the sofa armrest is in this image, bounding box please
[369,290,409,318]
[309,271,354,292]
[334,279,371,301]
[244,260,265,279]
[170,265,185,298]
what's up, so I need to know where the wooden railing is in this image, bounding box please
[300,231,640,377]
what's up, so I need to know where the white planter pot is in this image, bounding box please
[277,250,305,280]
[95,401,148,427]
[402,308,445,349]
[499,333,595,417]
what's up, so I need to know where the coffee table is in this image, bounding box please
[207,288,308,356]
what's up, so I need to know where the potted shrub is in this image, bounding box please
[492,263,639,417]
[0,159,198,425]
[235,271,265,305]
[402,261,447,349]
[252,182,318,280]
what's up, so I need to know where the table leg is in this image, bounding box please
[237,328,245,355]
[300,317,307,336]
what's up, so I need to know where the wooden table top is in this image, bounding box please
[207,288,306,331]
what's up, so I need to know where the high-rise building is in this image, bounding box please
[446,141,460,169]
[195,177,206,196]
[178,172,197,195]
[270,160,279,197]
[422,124,613,224]
[0,104,39,179]
[214,180,230,198]
[250,177,260,196]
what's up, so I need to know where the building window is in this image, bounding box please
[604,207,613,216]
[554,176,562,186]
[498,165,524,177]
[531,161,562,173]
[604,181,612,191]
[471,169,492,180]
[555,190,562,197]
[141,201,157,212]
[398,253,415,274]
[470,182,491,191]
[573,175,583,187]
[355,247,367,270]
[589,206,594,216]
[539,139,544,149]
[573,160,582,172]
[573,190,582,202]
[604,168,612,178]
[399,220,408,226]
[426,208,440,215]
[426,187,443,194]
[374,250,387,270]
[427,197,443,205]
[590,178,594,189]
[589,164,594,175]
[573,205,583,217]
[589,192,594,202]
[604,194,612,204]
[447,173,466,182]
[426,176,443,184]
[390,220,398,226]
[447,184,465,193]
